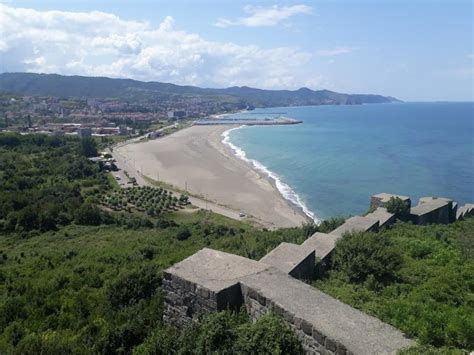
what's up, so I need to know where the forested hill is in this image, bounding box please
[0,72,400,107]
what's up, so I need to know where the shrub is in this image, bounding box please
[132,326,177,355]
[385,197,410,220]
[179,311,246,354]
[140,247,156,260]
[107,265,161,309]
[235,313,303,354]
[74,203,102,226]
[176,226,191,241]
[332,232,402,284]
[177,311,302,354]
[155,219,176,229]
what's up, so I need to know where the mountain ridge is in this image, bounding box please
[0,72,401,107]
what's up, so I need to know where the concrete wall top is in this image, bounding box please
[410,198,450,216]
[419,196,453,204]
[301,232,340,260]
[164,248,270,292]
[260,242,315,274]
[330,216,379,237]
[241,268,414,354]
[372,192,411,203]
[366,207,395,227]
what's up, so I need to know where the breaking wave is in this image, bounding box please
[221,126,320,224]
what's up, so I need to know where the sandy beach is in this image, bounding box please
[114,125,309,229]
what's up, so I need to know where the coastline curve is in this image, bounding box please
[221,126,320,224]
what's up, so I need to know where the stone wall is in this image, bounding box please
[289,251,315,280]
[242,283,350,355]
[162,271,218,327]
[410,198,456,225]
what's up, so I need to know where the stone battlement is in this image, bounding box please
[163,192,473,354]
[164,248,414,354]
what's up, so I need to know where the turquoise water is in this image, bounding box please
[225,102,474,221]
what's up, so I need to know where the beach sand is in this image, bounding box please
[114,125,310,229]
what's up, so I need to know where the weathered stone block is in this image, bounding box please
[283,310,294,323]
[336,343,347,355]
[272,303,285,316]
[257,293,266,306]
[301,319,313,335]
[325,338,337,352]
[248,288,258,300]
[198,287,210,299]
[312,328,326,345]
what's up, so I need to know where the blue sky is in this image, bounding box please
[0,0,472,101]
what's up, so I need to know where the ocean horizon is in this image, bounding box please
[224,102,474,221]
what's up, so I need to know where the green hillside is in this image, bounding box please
[0,72,399,106]
[0,132,472,354]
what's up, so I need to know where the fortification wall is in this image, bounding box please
[164,248,414,354]
[162,272,218,327]
[242,284,348,355]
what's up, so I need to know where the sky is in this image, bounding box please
[0,0,472,101]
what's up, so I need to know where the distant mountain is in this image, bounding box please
[0,72,400,107]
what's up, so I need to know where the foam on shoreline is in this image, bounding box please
[222,126,320,224]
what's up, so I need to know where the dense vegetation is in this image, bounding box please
[0,133,107,235]
[0,132,320,353]
[1,132,472,354]
[315,220,474,353]
[134,311,302,354]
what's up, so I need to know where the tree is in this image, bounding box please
[15,206,38,231]
[332,232,402,285]
[385,197,410,220]
[75,203,102,226]
[132,326,177,355]
[79,137,98,157]
[107,265,161,309]
[0,133,20,148]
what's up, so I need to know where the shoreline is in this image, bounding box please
[114,125,310,229]
[220,126,319,224]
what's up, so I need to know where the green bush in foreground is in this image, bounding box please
[134,311,303,355]
[332,232,402,285]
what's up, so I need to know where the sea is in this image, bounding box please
[222,102,474,222]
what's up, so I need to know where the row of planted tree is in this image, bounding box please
[99,186,190,217]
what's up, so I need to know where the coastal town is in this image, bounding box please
[0,91,246,138]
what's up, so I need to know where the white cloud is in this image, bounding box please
[316,47,356,56]
[215,4,312,28]
[0,4,320,89]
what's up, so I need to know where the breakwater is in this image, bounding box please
[194,116,302,126]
